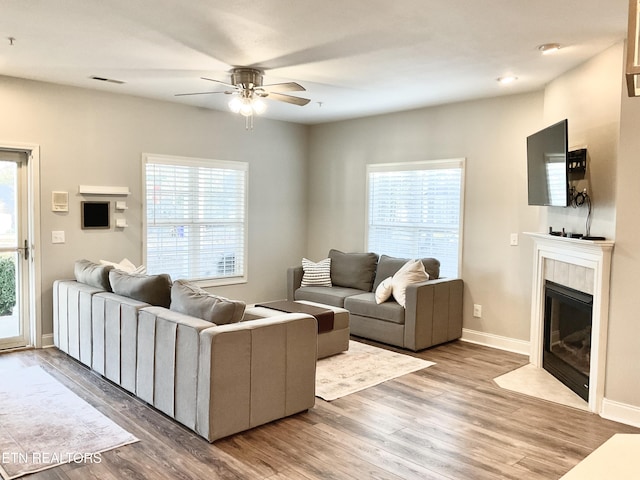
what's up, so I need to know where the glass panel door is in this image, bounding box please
[0,158,29,349]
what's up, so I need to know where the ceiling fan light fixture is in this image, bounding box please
[180,67,308,128]
[228,94,267,117]
[239,99,254,117]
[252,98,267,115]
[228,96,242,113]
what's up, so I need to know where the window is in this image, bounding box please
[143,154,248,284]
[366,159,465,278]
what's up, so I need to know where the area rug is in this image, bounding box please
[493,363,588,411]
[315,340,435,401]
[0,365,138,480]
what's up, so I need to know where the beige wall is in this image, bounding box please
[608,49,640,409]
[307,92,543,341]
[0,75,309,336]
[540,43,640,415]
[542,43,622,239]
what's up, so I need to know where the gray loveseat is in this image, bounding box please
[288,250,463,351]
[54,260,317,442]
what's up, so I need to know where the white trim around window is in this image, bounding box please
[142,153,249,287]
[365,158,465,279]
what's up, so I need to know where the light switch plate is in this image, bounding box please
[51,231,65,244]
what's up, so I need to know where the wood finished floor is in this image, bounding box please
[2,340,638,480]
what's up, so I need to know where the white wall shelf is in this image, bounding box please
[78,185,130,196]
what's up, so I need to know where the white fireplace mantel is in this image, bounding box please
[526,232,614,413]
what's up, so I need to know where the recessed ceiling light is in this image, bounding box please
[538,43,561,55]
[497,76,518,85]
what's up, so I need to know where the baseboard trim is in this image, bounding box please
[461,328,530,356]
[601,398,640,428]
[41,333,54,348]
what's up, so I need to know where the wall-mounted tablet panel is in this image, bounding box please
[81,201,110,229]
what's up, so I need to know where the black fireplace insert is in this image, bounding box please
[543,281,593,402]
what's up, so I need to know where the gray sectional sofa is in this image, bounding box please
[53,260,317,442]
[288,250,463,351]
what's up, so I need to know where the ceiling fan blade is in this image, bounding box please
[261,82,306,93]
[267,92,311,106]
[175,91,231,97]
[201,76,238,89]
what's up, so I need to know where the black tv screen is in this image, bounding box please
[526,119,569,207]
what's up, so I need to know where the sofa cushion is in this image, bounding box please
[373,255,440,290]
[74,259,113,291]
[344,293,405,325]
[294,286,365,308]
[328,249,379,291]
[391,259,429,307]
[170,279,245,325]
[108,270,172,308]
[301,258,332,287]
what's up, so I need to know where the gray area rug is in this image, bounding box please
[0,365,138,480]
[315,340,435,401]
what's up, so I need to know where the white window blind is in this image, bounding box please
[366,159,464,279]
[143,154,248,283]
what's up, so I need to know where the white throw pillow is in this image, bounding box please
[100,258,146,274]
[301,258,332,287]
[391,259,429,307]
[375,276,393,304]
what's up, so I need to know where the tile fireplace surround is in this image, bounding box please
[526,232,614,414]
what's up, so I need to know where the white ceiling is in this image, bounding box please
[0,0,630,124]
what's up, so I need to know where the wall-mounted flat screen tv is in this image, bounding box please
[526,119,569,207]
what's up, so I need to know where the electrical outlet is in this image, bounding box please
[510,233,519,246]
[473,304,482,318]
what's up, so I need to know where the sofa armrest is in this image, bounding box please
[404,278,463,351]
[196,313,317,442]
[287,266,304,301]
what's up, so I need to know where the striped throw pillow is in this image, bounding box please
[301,258,332,287]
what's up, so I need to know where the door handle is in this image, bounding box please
[19,239,29,261]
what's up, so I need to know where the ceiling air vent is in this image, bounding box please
[89,76,125,85]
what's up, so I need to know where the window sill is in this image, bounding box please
[191,277,248,289]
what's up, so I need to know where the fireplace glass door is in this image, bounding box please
[543,281,593,402]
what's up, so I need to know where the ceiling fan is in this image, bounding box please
[176,67,310,127]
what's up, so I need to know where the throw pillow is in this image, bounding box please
[170,279,245,325]
[100,258,146,274]
[373,255,440,290]
[74,259,113,291]
[328,249,379,291]
[301,258,332,287]
[391,259,430,308]
[109,270,172,308]
[374,276,393,304]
